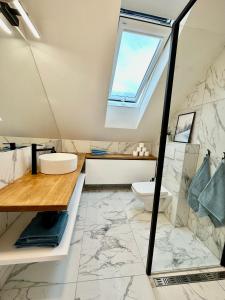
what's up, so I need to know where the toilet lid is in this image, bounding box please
[132,182,169,197]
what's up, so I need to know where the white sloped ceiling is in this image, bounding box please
[17,0,225,142]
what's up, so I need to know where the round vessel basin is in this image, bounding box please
[39,153,78,175]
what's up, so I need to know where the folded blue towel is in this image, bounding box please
[198,161,225,227]
[91,148,108,156]
[187,156,211,212]
[15,211,68,248]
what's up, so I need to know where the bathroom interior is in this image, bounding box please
[0,0,225,299]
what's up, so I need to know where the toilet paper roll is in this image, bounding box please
[145,151,150,157]
[133,150,138,157]
[139,151,144,157]
[139,143,145,148]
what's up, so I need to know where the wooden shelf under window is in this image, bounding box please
[85,153,157,160]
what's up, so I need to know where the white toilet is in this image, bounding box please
[132,181,172,212]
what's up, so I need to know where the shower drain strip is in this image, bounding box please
[153,271,225,287]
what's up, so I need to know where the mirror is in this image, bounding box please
[0,19,60,151]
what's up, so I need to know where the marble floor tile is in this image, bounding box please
[153,281,225,300]
[85,191,127,226]
[124,197,152,223]
[130,220,219,272]
[75,275,155,300]
[1,188,222,300]
[86,189,124,204]
[0,283,76,300]
[78,223,145,281]
[3,230,83,290]
[130,216,170,264]
[218,279,225,291]
[153,225,219,272]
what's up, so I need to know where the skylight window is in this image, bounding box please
[108,17,169,107]
[110,31,161,103]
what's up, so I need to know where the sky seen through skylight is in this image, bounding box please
[110,31,161,102]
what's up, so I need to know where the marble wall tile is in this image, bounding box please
[197,99,225,159]
[0,141,60,289]
[0,147,31,233]
[90,141,119,153]
[184,80,206,109]
[62,139,152,154]
[0,146,33,289]
[61,139,90,153]
[188,209,225,259]
[118,142,152,154]
[1,136,152,156]
[0,137,62,152]
[0,147,30,189]
[204,49,225,103]
[162,46,225,259]
[162,143,199,227]
[175,152,199,227]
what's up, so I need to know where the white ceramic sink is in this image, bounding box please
[39,153,78,175]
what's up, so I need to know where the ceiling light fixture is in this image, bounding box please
[0,18,12,34]
[13,0,40,39]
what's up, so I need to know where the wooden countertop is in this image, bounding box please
[85,153,157,160]
[0,152,156,212]
[0,154,85,212]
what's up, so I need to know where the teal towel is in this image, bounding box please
[198,161,225,227]
[91,148,108,156]
[15,212,68,248]
[187,156,211,212]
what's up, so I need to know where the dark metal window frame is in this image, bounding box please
[120,8,173,28]
[146,0,199,276]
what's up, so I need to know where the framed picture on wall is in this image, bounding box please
[174,112,196,143]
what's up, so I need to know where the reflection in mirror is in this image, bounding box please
[0,18,60,151]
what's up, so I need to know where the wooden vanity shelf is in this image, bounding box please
[0,154,86,265]
[0,173,85,265]
[85,153,157,160]
[0,154,86,212]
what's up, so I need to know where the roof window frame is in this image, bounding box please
[108,17,170,107]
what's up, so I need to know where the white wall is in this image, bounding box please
[1,0,225,144]
[0,27,59,138]
[121,0,189,19]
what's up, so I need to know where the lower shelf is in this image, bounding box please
[0,174,85,266]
